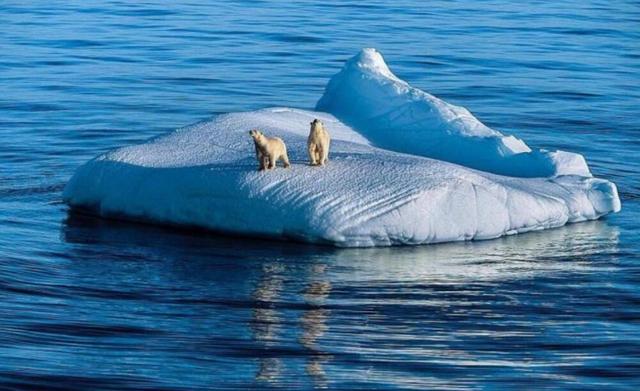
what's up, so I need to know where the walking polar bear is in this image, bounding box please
[249,129,290,170]
[307,119,331,166]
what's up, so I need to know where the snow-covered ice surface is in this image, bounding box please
[63,49,621,247]
[317,48,591,178]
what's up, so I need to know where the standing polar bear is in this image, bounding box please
[307,119,331,166]
[249,129,290,170]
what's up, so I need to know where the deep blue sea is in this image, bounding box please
[1,1,639,390]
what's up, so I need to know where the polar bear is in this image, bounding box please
[307,119,330,166]
[249,129,290,170]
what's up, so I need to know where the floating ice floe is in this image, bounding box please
[63,49,620,247]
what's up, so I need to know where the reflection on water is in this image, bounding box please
[335,220,621,283]
[36,212,628,389]
[250,260,332,387]
[299,265,331,387]
[62,211,620,281]
[251,263,284,382]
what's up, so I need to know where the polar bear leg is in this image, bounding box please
[268,153,277,169]
[258,150,267,171]
[308,143,318,165]
[322,139,330,165]
[317,145,326,166]
[282,152,291,168]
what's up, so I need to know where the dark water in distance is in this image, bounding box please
[1,1,639,390]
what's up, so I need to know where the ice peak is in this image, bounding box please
[317,49,592,177]
[348,48,400,82]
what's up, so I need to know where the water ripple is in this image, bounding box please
[1,0,639,389]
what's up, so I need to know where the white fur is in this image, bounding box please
[307,119,331,166]
[249,129,290,170]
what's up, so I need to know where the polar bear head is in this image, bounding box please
[249,129,267,146]
[249,129,263,139]
[310,119,323,133]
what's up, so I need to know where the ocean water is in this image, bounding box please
[1,1,639,389]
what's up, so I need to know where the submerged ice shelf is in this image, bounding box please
[63,49,620,247]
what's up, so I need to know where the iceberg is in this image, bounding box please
[317,48,589,178]
[63,49,620,247]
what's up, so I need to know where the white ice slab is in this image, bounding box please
[63,105,619,247]
[64,49,620,247]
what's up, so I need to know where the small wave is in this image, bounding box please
[0,183,65,199]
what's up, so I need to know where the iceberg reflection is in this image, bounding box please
[59,213,620,387]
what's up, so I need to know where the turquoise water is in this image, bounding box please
[1,1,639,389]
